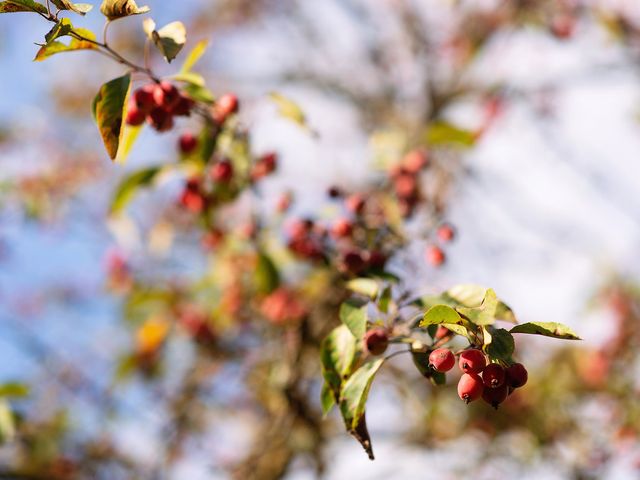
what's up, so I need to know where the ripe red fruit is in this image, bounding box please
[437,223,455,242]
[211,160,234,183]
[482,383,508,409]
[327,186,342,198]
[170,95,194,117]
[178,132,198,154]
[425,245,445,267]
[345,193,365,215]
[180,178,205,213]
[505,363,528,388]
[147,107,174,132]
[550,14,575,40]
[153,81,180,110]
[251,152,278,181]
[276,192,293,213]
[133,85,156,113]
[286,218,313,241]
[367,250,387,270]
[457,373,484,404]
[339,249,367,275]
[435,325,451,340]
[429,348,455,372]
[459,349,486,374]
[214,93,239,123]
[402,149,429,173]
[482,363,506,388]
[364,328,389,356]
[126,105,146,126]
[394,173,417,198]
[331,218,353,239]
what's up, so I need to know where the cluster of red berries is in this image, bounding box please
[425,222,456,268]
[126,81,194,131]
[388,149,429,218]
[428,347,528,408]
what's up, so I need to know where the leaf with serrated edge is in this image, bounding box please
[510,322,581,340]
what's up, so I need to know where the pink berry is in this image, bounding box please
[426,245,445,267]
[429,348,455,372]
[153,81,180,110]
[458,373,484,404]
[331,218,353,239]
[437,223,455,242]
[211,160,234,183]
[459,349,486,374]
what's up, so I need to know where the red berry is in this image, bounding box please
[339,249,366,275]
[437,223,455,242]
[126,105,146,126]
[147,107,174,132]
[482,363,506,388]
[133,85,156,113]
[214,93,239,123]
[364,328,389,356]
[550,14,575,40]
[367,250,387,270]
[178,132,198,154]
[153,81,180,110]
[429,348,455,372]
[276,192,293,213]
[394,173,417,198]
[457,373,484,404]
[402,149,428,173]
[459,349,486,374]
[331,218,353,239]
[251,152,278,181]
[286,218,313,241]
[482,382,508,409]
[435,325,451,339]
[211,160,234,183]
[345,193,365,215]
[426,245,445,267]
[170,95,194,117]
[505,363,528,388]
[327,186,342,198]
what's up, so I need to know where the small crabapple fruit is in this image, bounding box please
[482,382,509,409]
[482,363,506,388]
[458,373,484,404]
[170,95,194,117]
[505,363,528,388]
[425,245,445,267]
[435,325,451,340]
[437,223,455,243]
[345,193,366,215]
[214,93,239,123]
[402,149,428,173]
[364,328,389,356]
[178,132,198,154]
[211,160,234,183]
[339,249,367,275]
[429,348,455,372]
[331,218,353,239]
[147,107,174,132]
[367,250,387,270]
[153,81,180,110]
[459,349,487,374]
[133,85,156,113]
[126,105,146,126]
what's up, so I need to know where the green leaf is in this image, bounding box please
[0,0,47,14]
[320,325,358,405]
[44,18,73,43]
[183,83,214,104]
[171,71,205,87]
[100,0,149,21]
[34,27,97,61]
[510,322,581,340]
[180,38,208,73]
[321,381,335,417]
[255,251,280,294]
[51,0,92,14]
[115,123,142,164]
[377,286,392,314]
[456,288,498,326]
[484,328,515,362]
[0,401,14,444]
[420,304,461,327]
[144,19,186,63]
[439,323,469,337]
[425,121,476,148]
[0,382,29,398]
[339,359,384,460]
[92,74,131,160]
[110,165,162,214]
[445,284,517,323]
[269,92,311,132]
[346,278,379,299]
[339,298,368,339]
[411,351,432,378]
